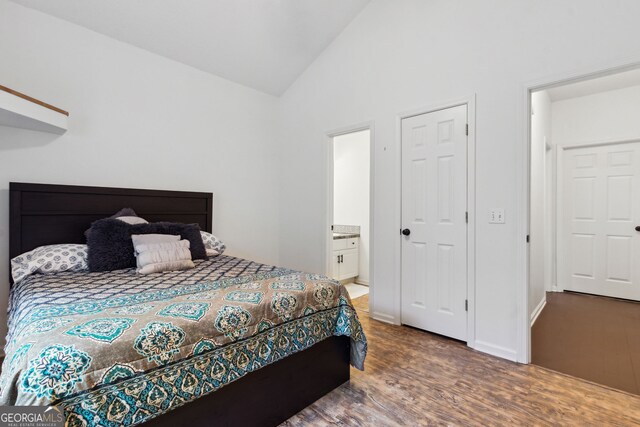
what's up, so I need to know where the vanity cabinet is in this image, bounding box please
[331,237,359,281]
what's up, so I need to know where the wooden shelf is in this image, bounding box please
[0,85,68,134]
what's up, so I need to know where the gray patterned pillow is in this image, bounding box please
[11,244,88,283]
[200,231,226,256]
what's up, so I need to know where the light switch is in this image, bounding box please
[489,209,505,224]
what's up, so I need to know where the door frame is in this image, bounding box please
[519,60,640,364]
[397,95,477,348]
[325,122,375,313]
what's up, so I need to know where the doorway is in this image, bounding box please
[330,129,371,302]
[528,67,640,394]
[400,104,469,342]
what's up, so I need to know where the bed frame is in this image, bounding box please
[9,182,350,426]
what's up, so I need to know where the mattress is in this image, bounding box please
[0,255,367,426]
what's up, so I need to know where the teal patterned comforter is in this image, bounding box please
[0,256,367,426]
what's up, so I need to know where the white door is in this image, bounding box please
[560,142,640,300]
[401,105,468,341]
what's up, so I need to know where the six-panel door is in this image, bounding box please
[560,142,640,300]
[401,105,468,341]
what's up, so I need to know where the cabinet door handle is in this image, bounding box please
[337,255,341,264]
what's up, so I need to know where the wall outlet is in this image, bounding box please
[489,208,505,224]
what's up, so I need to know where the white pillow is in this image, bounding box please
[200,231,226,256]
[131,233,179,245]
[131,234,181,269]
[132,237,194,274]
[11,244,88,283]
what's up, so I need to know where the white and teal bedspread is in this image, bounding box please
[0,255,367,426]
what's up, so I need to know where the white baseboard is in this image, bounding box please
[473,340,518,362]
[530,297,547,326]
[372,311,397,325]
[354,278,369,286]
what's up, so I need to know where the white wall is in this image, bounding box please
[333,130,370,284]
[552,85,640,146]
[277,0,640,361]
[0,1,281,345]
[529,90,551,323]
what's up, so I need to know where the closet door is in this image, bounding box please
[401,104,468,341]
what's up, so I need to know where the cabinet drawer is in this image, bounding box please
[346,238,359,249]
[333,239,348,251]
[332,237,359,251]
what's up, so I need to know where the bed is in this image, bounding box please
[2,182,367,426]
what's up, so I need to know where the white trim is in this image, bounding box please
[530,296,547,326]
[516,83,530,363]
[326,122,373,138]
[325,122,375,316]
[396,95,477,346]
[467,96,477,349]
[354,278,369,286]
[555,147,565,292]
[550,143,559,292]
[372,311,396,324]
[473,340,518,362]
[557,136,640,149]
[519,58,640,364]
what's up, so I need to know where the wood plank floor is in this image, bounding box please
[282,295,640,426]
[532,291,640,395]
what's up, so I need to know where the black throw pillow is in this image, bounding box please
[87,218,208,272]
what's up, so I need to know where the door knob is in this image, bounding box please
[402,228,411,236]
[636,226,640,232]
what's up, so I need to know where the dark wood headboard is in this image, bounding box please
[9,182,213,261]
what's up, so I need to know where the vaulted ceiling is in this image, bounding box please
[10,0,370,96]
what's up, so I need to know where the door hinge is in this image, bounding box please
[465,124,469,136]
[465,299,468,312]
[526,235,530,243]
[465,211,468,223]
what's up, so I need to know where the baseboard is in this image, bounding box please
[372,311,397,325]
[354,278,369,286]
[530,297,547,326]
[473,340,518,362]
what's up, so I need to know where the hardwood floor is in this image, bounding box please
[282,295,640,426]
[532,291,640,395]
